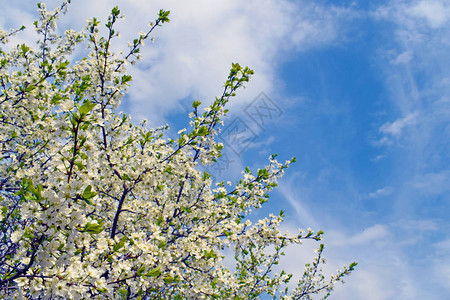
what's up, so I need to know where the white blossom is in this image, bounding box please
[0,2,355,299]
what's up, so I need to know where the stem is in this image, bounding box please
[0,234,44,287]
[67,118,81,183]
[110,184,129,239]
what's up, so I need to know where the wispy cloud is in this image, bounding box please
[368,2,450,296]
[278,172,317,228]
[368,186,394,198]
[391,50,414,65]
[325,220,447,299]
[371,0,450,170]
[373,0,450,31]
[373,111,419,146]
[433,238,450,288]
[408,0,450,28]
[330,224,391,247]
[410,170,450,195]
[379,111,419,137]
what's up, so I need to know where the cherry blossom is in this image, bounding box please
[0,2,355,299]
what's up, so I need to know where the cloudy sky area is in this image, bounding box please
[2,0,450,299]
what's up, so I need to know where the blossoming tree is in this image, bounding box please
[0,2,356,299]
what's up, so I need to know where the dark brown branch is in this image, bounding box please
[110,184,129,239]
[0,234,44,287]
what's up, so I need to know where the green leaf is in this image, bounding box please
[156,215,164,226]
[192,100,201,108]
[82,185,97,204]
[203,249,216,259]
[197,126,209,136]
[25,84,36,93]
[137,266,146,276]
[164,166,173,175]
[113,237,127,252]
[121,75,132,85]
[158,10,170,23]
[23,227,34,239]
[79,100,96,115]
[111,6,120,17]
[202,172,211,180]
[147,266,162,277]
[83,222,104,234]
[57,242,65,251]
[118,288,128,297]
[178,136,185,146]
[222,230,232,237]
[20,44,30,54]
[163,275,174,283]
[181,206,192,213]
[257,168,270,180]
[25,181,43,202]
[211,278,218,288]
[74,160,84,170]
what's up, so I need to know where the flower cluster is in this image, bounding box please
[0,2,355,299]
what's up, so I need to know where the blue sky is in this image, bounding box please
[2,0,450,299]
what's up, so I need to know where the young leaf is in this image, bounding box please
[83,222,104,234]
[79,100,96,115]
[147,266,162,277]
[82,185,97,204]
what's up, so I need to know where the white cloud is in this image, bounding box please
[373,0,450,31]
[120,0,356,125]
[395,218,439,232]
[368,186,394,198]
[379,112,419,137]
[2,0,355,125]
[323,222,446,299]
[391,50,413,64]
[372,136,391,147]
[278,172,317,228]
[408,0,450,28]
[374,111,420,146]
[334,269,396,300]
[328,224,391,247]
[371,0,450,213]
[288,224,412,299]
[431,239,450,289]
[371,154,386,161]
[432,259,450,289]
[434,239,450,254]
[391,219,440,247]
[411,170,450,195]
